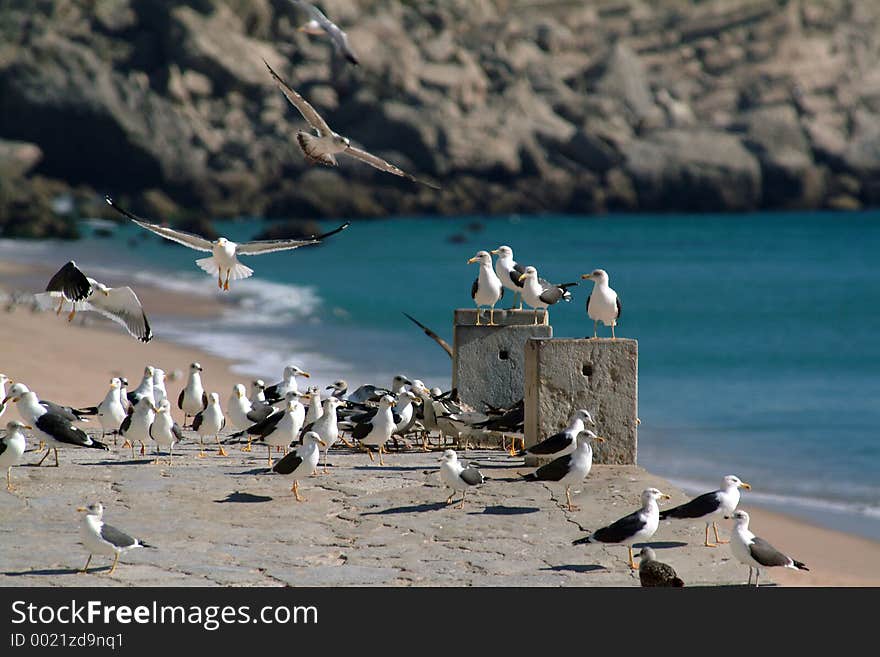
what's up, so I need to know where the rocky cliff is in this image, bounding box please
[1,0,878,236]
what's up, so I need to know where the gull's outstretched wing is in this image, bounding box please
[264,59,333,136]
[84,286,153,343]
[293,0,360,65]
[402,312,452,358]
[105,197,214,253]
[46,261,91,302]
[236,222,350,256]
[343,146,440,189]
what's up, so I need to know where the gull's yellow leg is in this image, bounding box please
[704,524,717,548]
[446,492,454,505]
[224,270,230,291]
[36,449,51,466]
[713,522,728,544]
[108,553,120,575]
[242,437,253,453]
[218,272,223,289]
[628,547,637,570]
[292,480,306,502]
[6,467,13,492]
[216,437,228,457]
[475,308,482,326]
[455,490,466,509]
[68,308,77,322]
[378,444,385,466]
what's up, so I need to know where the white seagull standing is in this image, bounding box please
[77,502,154,575]
[468,250,504,325]
[582,268,622,339]
[573,487,671,570]
[233,393,304,466]
[351,394,396,465]
[150,400,183,466]
[272,431,325,501]
[521,431,605,511]
[306,396,345,474]
[178,362,207,427]
[518,265,578,325]
[76,378,128,443]
[127,366,155,407]
[36,261,153,342]
[264,365,311,403]
[290,0,359,65]
[0,420,29,491]
[518,409,596,460]
[119,396,156,458]
[730,510,809,586]
[192,392,227,457]
[660,475,752,547]
[490,245,531,310]
[106,196,349,291]
[438,449,484,509]
[264,60,439,188]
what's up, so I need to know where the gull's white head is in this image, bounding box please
[468,250,492,266]
[642,488,670,506]
[77,502,104,518]
[157,399,171,414]
[392,375,411,389]
[327,379,347,392]
[398,390,421,405]
[379,394,396,407]
[119,377,129,387]
[490,245,514,260]
[722,475,751,491]
[322,396,342,409]
[93,281,110,296]
[302,431,326,447]
[332,134,351,148]
[5,382,30,401]
[5,419,31,433]
[517,265,538,283]
[233,383,246,398]
[440,449,459,463]
[576,430,604,447]
[217,237,228,246]
[285,365,311,379]
[109,378,121,389]
[638,547,657,562]
[581,269,609,284]
[190,362,203,373]
[144,366,155,378]
[732,509,751,528]
[208,392,220,405]
[572,409,596,426]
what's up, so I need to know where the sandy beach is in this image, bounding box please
[1,260,879,586]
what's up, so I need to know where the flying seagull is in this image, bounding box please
[438,449,484,509]
[264,60,439,188]
[573,488,671,570]
[730,510,808,586]
[660,475,751,547]
[78,502,155,575]
[106,196,349,291]
[402,313,452,358]
[290,0,359,65]
[638,547,684,587]
[36,261,152,342]
[582,269,621,339]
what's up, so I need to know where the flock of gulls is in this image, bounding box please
[0,1,811,587]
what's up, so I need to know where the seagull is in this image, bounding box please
[518,266,578,325]
[518,409,595,460]
[4,382,89,424]
[304,396,345,474]
[342,374,412,405]
[520,431,605,511]
[192,392,227,457]
[393,390,421,436]
[490,245,537,310]
[119,396,156,458]
[117,376,130,414]
[730,510,809,586]
[272,431,325,501]
[303,386,324,427]
[77,502,154,575]
[75,378,128,443]
[149,400,183,466]
[0,420,29,491]
[660,475,751,547]
[127,366,155,407]
[2,388,108,467]
[264,365,310,403]
[582,269,621,339]
[264,60,439,188]
[438,449,484,509]
[226,383,273,432]
[107,196,349,291]
[468,250,504,325]
[178,362,207,427]
[402,312,453,358]
[152,368,168,406]
[326,379,348,400]
[36,261,153,342]
[351,394,396,465]
[289,0,359,65]
[638,547,684,587]
[573,487,671,570]
[235,394,304,467]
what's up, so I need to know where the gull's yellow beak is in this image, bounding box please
[102,289,110,296]
[661,493,672,500]
[595,436,606,443]
[318,440,327,448]
[518,273,527,282]
[741,482,752,490]
[467,257,478,264]
[490,250,499,255]
[301,372,311,378]
[76,507,87,513]
[23,425,33,430]
[580,273,592,279]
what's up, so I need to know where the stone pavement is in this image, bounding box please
[0,440,752,587]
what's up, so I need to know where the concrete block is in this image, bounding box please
[524,338,638,465]
[452,309,552,410]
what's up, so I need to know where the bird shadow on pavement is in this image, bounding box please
[4,566,99,577]
[82,459,154,466]
[361,501,448,515]
[230,468,272,475]
[541,564,606,574]
[469,505,539,515]
[214,492,273,504]
[635,541,688,550]
[352,465,431,472]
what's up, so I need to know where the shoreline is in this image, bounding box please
[1,260,879,585]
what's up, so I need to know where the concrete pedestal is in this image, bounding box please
[524,337,638,465]
[452,309,552,410]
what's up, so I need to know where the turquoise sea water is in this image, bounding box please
[2,210,878,538]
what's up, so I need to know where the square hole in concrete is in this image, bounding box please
[582,363,593,376]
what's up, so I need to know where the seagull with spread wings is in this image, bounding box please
[106,196,349,291]
[35,261,152,342]
[290,0,359,65]
[264,60,439,189]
